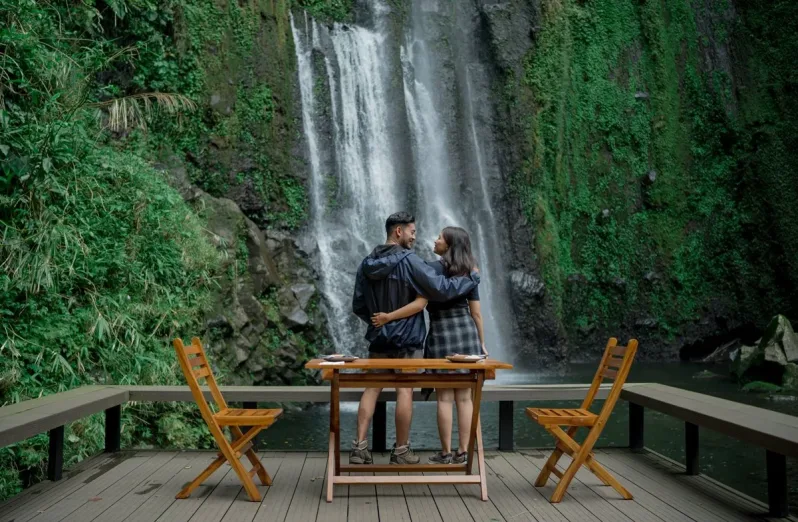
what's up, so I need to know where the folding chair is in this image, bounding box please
[526,338,638,503]
[173,337,282,502]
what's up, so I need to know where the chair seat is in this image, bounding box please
[214,408,283,426]
[525,407,597,426]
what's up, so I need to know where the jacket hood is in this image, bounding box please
[362,244,412,280]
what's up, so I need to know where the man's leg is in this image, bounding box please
[395,387,413,447]
[356,387,383,443]
[350,387,382,465]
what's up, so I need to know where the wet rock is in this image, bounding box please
[700,339,739,363]
[235,347,250,364]
[693,370,722,379]
[732,315,798,391]
[509,270,545,298]
[291,283,316,310]
[783,363,798,393]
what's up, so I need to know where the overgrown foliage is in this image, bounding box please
[510,0,798,339]
[0,0,351,500]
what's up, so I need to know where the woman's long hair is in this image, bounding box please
[441,226,477,277]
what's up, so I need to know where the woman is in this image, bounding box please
[371,226,487,464]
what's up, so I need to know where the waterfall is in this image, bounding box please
[291,2,512,360]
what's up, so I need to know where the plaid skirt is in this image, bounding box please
[424,308,481,374]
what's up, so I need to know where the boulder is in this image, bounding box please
[291,283,316,310]
[732,315,798,391]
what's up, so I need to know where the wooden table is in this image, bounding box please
[305,358,513,502]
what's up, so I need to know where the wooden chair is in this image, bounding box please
[526,338,638,503]
[173,337,282,502]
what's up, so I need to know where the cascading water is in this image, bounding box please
[291,1,514,361]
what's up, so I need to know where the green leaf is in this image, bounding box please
[41,157,52,174]
[0,145,9,157]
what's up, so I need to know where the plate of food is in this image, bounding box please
[446,354,487,363]
[323,354,359,363]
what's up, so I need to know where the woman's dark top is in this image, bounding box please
[425,260,480,313]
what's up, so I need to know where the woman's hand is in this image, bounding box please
[371,312,391,328]
[481,343,489,356]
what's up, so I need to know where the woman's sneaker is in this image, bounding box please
[349,440,373,464]
[390,444,420,464]
[452,451,468,464]
[428,451,453,464]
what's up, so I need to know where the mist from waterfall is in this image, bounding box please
[291,1,512,360]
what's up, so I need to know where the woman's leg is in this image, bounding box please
[436,388,455,453]
[454,388,473,454]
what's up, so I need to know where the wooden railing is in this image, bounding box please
[3,383,798,516]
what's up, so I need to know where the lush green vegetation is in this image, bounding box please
[0,0,350,501]
[510,0,798,338]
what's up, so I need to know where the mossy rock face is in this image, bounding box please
[782,363,798,393]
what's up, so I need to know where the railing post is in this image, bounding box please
[498,401,514,451]
[629,402,644,450]
[104,405,122,453]
[686,422,699,475]
[767,450,788,517]
[373,400,387,453]
[48,425,64,481]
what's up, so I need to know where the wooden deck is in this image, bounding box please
[1,449,794,522]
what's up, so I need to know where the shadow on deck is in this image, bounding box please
[0,449,793,522]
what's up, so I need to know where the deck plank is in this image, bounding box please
[122,452,215,522]
[153,453,232,522]
[219,453,285,522]
[516,451,641,522]
[316,457,348,522]
[598,450,757,522]
[424,470,474,522]
[375,472,411,522]
[186,454,254,522]
[93,452,197,522]
[457,457,533,522]
[251,452,306,522]
[483,453,569,522]
[0,452,117,521]
[400,454,442,522]
[284,454,326,522]
[60,452,177,522]
[347,470,378,522]
[23,453,155,522]
[3,449,791,522]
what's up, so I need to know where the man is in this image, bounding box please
[350,211,480,465]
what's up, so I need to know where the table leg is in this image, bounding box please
[332,371,341,476]
[465,371,484,476]
[327,431,335,503]
[476,419,487,501]
[326,371,340,503]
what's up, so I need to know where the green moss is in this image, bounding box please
[510,0,798,338]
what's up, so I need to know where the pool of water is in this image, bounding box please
[256,362,798,508]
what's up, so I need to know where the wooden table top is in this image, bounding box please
[305,358,513,371]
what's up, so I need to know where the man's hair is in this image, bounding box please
[385,211,415,236]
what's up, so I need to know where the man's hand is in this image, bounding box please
[371,312,391,328]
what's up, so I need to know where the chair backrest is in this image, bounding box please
[174,337,228,425]
[580,338,638,421]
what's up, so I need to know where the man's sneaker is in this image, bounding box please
[428,451,453,464]
[349,440,373,464]
[390,444,421,464]
[452,451,468,464]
